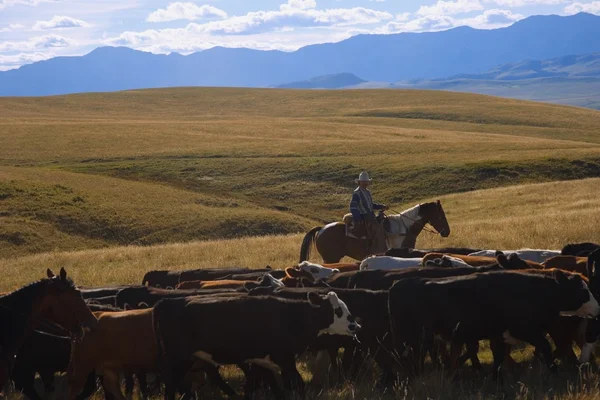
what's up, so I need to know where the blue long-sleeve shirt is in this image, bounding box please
[349,187,384,221]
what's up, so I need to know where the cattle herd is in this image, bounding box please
[3,241,600,399]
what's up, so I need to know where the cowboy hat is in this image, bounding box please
[355,171,372,183]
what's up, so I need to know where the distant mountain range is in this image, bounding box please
[276,73,366,89]
[2,13,600,96]
[448,53,600,80]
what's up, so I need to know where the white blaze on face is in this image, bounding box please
[318,292,359,336]
[298,261,338,280]
[574,281,600,318]
[579,342,596,363]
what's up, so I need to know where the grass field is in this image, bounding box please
[2,88,600,258]
[2,88,600,399]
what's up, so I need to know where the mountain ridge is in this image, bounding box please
[2,13,600,96]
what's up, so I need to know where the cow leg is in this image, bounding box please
[75,372,100,400]
[124,374,135,399]
[240,363,282,400]
[274,354,304,398]
[489,338,507,383]
[102,370,127,400]
[205,365,238,398]
[68,365,95,400]
[530,336,556,372]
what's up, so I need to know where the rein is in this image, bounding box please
[388,208,440,236]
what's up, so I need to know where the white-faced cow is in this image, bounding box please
[153,293,359,399]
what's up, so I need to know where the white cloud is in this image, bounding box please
[417,0,484,16]
[460,8,524,26]
[0,52,53,70]
[378,7,522,33]
[280,0,316,10]
[175,1,393,35]
[0,0,54,8]
[147,2,228,22]
[0,23,25,32]
[564,1,600,14]
[33,16,90,30]
[484,0,565,6]
[0,34,75,52]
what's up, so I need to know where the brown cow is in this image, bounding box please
[542,256,588,276]
[175,280,254,290]
[67,309,156,400]
[323,263,360,273]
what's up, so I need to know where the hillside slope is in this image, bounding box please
[2,177,599,290]
[1,88,600,258]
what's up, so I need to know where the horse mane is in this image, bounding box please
[386,204,421,223]
[0,276,75,306]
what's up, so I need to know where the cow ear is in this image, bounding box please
[307,291,322,308]
[587,257,595,279]
[47,269,55,279]
[59,267,67,281]
[286,267,302,278]
[265,265,272,270]
[496,254,509,268]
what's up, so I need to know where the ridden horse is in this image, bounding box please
[299,201,450,263]
[0,268,98,388]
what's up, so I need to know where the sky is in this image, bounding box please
[0,0,599,71]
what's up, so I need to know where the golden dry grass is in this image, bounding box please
[1,88,600,258]
[3,177,600,292]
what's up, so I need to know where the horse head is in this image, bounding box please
[43,268,99,341]
[422,200,450,238]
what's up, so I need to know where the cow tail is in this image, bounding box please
[299,227,322,263]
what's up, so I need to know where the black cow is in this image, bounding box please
[141,267,274,288]
[81,286,135,300]
[116,286,239,309]
[389,270,600,380]
[348,264,504,290]
[385,247,482,258]
[561,242,600,257]
[153,293,360,399]
[247,286,395,386]
[578,248,600,363]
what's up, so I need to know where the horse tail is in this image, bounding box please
[299,226,322,263]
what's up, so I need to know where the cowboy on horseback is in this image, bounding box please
[349,171,389,255]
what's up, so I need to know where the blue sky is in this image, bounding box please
[0,0,599,70]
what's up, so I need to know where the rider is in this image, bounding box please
[349,171,389,255]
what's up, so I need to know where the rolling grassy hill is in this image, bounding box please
[1,88,600,258]
[2,177,599,291]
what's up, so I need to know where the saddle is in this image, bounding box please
[343,212,392,239]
